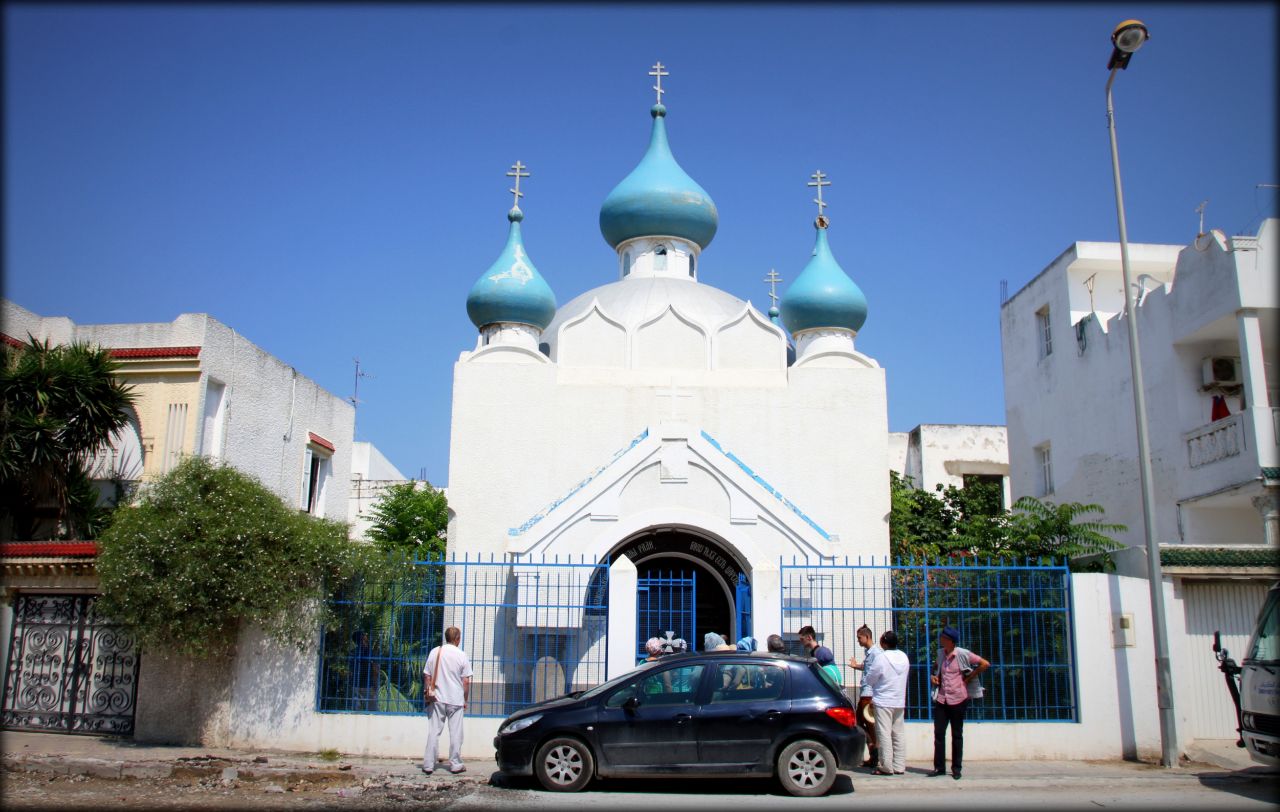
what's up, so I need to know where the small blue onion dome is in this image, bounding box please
[780,223,868,335]
[466,207,557,331]
[599,104,718,250]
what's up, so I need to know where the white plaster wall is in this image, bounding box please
[446,357,891,573]
[136,572,1166,761]
[1001,224,1278,575]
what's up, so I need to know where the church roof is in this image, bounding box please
[598,101,719,250]
[780,220,868,335]
[466,206,558,331]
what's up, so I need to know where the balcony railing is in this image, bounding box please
[1185,413,1244,469]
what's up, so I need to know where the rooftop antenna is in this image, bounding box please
[1084,273,1097,312]
[349,358,372,409]
[1195,199,1209,237]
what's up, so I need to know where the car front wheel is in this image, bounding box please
[776,738,837,797]
[534,736,594,792]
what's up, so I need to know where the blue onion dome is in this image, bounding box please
[780,221,868,335]
[466,207,557,331]
[599,104,719,250]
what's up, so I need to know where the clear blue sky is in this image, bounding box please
[4,4,1275,485]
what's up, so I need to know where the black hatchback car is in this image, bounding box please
[494,651,865,796]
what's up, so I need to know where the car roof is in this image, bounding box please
[651,651,815,664]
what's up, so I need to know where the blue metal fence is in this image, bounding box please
[317,554,608,718]
[780,557,1076,722]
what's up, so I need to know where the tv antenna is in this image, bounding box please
[349,358,373,410]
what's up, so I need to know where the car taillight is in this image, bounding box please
[825,706,856,727]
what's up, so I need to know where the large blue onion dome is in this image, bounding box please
[780,222,868,335]
[466,207,557,331]
[599,104,719,250]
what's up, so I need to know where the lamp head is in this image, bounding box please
[1108,20,1149,70]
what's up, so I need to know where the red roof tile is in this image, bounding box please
[109,346,201,359]
[1,541,100,557]
[308,432,336,452]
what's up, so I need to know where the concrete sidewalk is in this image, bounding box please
[1,730,499,786]
[2,729,1272,786]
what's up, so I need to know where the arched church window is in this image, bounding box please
[689,254,696,277]
[654,244,668,272]
[623,251,632,277]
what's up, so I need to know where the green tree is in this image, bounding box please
[0,336,135,540]
[365,481,449,557]
[888,472,1124,570]
[97,455,383,657]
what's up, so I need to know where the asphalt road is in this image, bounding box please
[462,761,1280,810]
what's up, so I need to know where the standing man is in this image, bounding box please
[797,625,833,663]
[864,629,910,776]
[422,626,473,775]
[847,624,880,768]
[929,626,989,781]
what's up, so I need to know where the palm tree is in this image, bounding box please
[1006,497,1126,570]
[0,336,135,540]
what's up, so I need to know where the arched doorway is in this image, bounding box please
[611,527,751,660]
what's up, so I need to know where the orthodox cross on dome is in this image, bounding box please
[649,61,669,104]
[764,269,783,307]
[507,161,530,209]
[808,170,831,221]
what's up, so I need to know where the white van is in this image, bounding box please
[1241,580,1280,766]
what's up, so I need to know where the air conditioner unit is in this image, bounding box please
[1202,356,1242,387]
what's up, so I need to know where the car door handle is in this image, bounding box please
[761,710,783,722]
[673,713,692,725]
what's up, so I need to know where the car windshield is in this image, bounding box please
[574,659,665,701]
[1245,586,1280,664]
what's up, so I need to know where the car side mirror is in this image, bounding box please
[622,695,641,712]
[1213,631,1221,653]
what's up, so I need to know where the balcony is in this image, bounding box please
[1185,414,1243,469]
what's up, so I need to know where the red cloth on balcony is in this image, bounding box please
[1211,395,1230,421]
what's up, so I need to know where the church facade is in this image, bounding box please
[446,69,890,666]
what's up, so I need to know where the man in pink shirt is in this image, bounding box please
[928,626,989,780]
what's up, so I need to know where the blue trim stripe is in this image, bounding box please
[699,430,831,540]
[509,429,651,536]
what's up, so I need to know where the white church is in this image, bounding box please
[445,65,890,676]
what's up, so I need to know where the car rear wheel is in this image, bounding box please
[534,736,594,792]
[777,738,837,797]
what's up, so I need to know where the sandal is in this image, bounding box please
[870,768,894,776]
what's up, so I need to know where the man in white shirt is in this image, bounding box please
[422,626,473,774]
[863,629,910,775]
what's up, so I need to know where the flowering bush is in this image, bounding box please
[97,456,386,657]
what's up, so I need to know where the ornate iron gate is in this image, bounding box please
[2,593,141,735]
[736,573,752,641]
[636,570,696,659]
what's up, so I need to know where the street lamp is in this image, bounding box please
[1104,19,1178,768]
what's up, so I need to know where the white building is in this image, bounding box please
[1000,219,1279,744]
[2,300,355,519]
[888,424,1011,507]
[446,92,888,680]
[348,441,411,541]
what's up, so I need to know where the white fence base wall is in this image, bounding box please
[133,572,1172,761]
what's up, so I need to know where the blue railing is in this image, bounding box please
[317,554,608,718]
[636,570,696,660]
[779,556,1076,722]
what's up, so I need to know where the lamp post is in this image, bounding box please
[1105,19,1179,768]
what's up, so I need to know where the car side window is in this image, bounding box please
[709,663,785,703]
[607,665,704,707]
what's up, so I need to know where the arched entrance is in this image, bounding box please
[611,528,751,659]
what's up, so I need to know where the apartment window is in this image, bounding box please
[301,434,334,516]
[1037,306,1053,358]
[1036,444,1054,496]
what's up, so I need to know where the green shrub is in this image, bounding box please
[97,456,388,658]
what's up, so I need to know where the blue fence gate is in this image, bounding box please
[636,569,696,659]
[780,557,1077,722]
